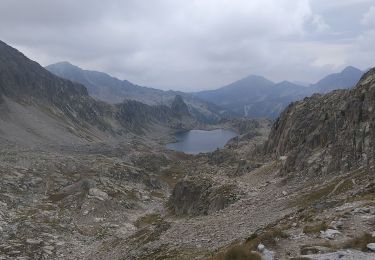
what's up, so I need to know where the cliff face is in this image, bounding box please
[265,68,375,176]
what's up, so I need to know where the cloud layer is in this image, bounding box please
[0,0,374,90]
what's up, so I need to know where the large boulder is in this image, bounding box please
[168,176,237,216]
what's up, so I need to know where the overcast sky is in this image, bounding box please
[0,0,374,91]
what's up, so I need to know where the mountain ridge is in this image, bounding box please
[46,61,227,123]
[195,66,363,118]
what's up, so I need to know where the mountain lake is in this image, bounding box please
[166,129,237,154]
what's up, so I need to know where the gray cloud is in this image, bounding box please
[0,0,374,91]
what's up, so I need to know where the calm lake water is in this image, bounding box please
[166,129,237,154]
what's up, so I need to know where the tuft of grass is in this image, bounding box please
[224,246,262,260]
[342,233,375,251]
[303,221,328,234]
[213,245,262,260]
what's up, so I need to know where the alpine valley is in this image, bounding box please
[1,39,375,260]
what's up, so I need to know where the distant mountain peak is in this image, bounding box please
[341,66,362,74]
[311,66,364,94]
[243,74,268,80]
[276,80,298,86]
[240,74,274,84]
[47,61,81,70]
[54,61,74,66]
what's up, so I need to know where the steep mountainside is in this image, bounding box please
[195,67,363,119]
[0,41,195,146]
[46,62,227,123]
[265,67,375,176]
[0,44,87,103]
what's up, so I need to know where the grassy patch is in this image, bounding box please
[342,233,375,251]
[293,183,335,207]
[347,188,375,202]
[210,226,289,260]
[125,189,138,200]
[298,209,315,222]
